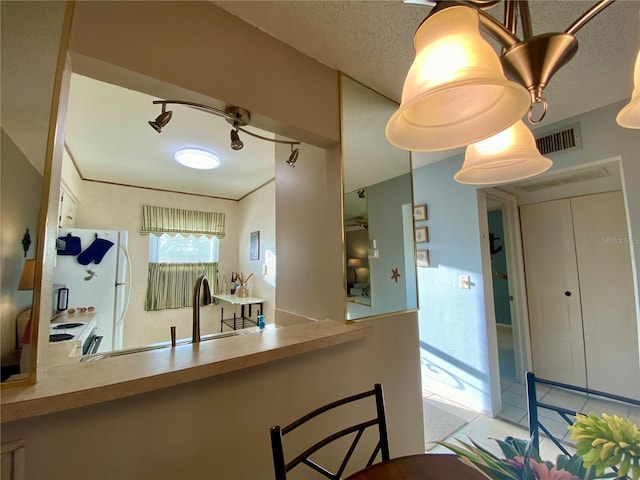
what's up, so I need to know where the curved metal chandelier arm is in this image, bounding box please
[565,0,616,35]
[152,100,238,123]
[475,6,520,48]
[429,1,519,47]
[431,0,616,48]
[237,127,300,146]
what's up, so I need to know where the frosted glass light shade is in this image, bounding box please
[617,49,640,129]
[386,6,531,152]
[454,120,552,185]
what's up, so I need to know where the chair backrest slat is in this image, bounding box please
[270,383,390,479]
[526,371,640,455]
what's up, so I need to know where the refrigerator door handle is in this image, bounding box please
[116,245,132,325]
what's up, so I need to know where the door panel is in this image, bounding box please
[521,199,587,386]
[571,192,640,400]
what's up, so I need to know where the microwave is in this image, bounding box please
[52,284,69,317]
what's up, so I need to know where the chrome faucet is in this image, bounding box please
[192,274,213,343]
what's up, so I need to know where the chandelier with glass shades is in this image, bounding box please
[386,0,640,185]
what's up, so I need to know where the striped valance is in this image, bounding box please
[140,205,225,238]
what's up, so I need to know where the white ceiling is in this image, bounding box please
[3,1,639,199]
[65,74,277,200]
[214,0,639,123]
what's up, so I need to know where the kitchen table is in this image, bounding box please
[345,454,488,480]
[212,294,265,331]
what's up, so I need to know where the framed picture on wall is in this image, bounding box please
[250,231,260,260]
[417,250,430,268]
[415,226,428,243]
[414,204,428,222]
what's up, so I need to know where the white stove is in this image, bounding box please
[49,313,99,357]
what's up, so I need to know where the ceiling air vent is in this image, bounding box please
[535,123,582,156]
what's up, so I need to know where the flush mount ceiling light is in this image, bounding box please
[174,148,221,170]
[149,100,301,165]
[389,0,638,184]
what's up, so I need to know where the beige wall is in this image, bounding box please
[238,180,276,321]
[276,142,346,322]
[2,3,425,478]
[2,313,422,480]
[1,130,43,364]
[69,1,340,148]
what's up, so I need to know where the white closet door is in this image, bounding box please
[572,192,640,400]
[521,199,587,386]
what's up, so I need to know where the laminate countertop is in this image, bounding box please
[1,320,372,423]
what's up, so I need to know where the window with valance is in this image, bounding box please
[141,206,223,311]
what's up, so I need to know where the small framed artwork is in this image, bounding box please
[415,226,429,243]
[414,204,428,222]
[416,250,430,268]
[250,231,260,260]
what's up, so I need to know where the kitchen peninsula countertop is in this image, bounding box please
[0,319,372,423]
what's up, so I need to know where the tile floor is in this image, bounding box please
[423,388,569,461]
[421,324,640,462]
[423,381,640,462]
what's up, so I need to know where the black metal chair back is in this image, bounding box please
[270,383,390,480]
[526,371,640,455]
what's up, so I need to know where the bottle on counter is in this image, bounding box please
[230,272,236,294]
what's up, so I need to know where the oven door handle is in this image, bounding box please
[85,335,103,355]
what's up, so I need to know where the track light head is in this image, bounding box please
[230,125,244,150]
[148,109,173,133]
[287,147,299,167]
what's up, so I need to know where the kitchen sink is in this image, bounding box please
[80,330,249,362]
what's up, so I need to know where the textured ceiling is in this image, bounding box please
[1,1,67,175]
[3,1,639,198]
[214,0,639,127]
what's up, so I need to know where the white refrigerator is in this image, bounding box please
[54,228,131,353]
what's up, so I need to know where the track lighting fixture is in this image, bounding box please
[388,0,639,185]
[230,124,244,150]
[148,104,173,133]
[286,145,299,167]
[149,100,301,166]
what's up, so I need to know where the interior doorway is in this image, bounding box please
[481,159,631,420]
[487,208,517,391]
[482,189,532,419]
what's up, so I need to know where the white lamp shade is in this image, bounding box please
[616,49,640,129]
[386,6,531,152]
[454,120,552,185]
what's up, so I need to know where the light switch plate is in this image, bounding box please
[459,275,471,289]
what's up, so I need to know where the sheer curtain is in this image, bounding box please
[145,262,218,311]
[141,206,224,311]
